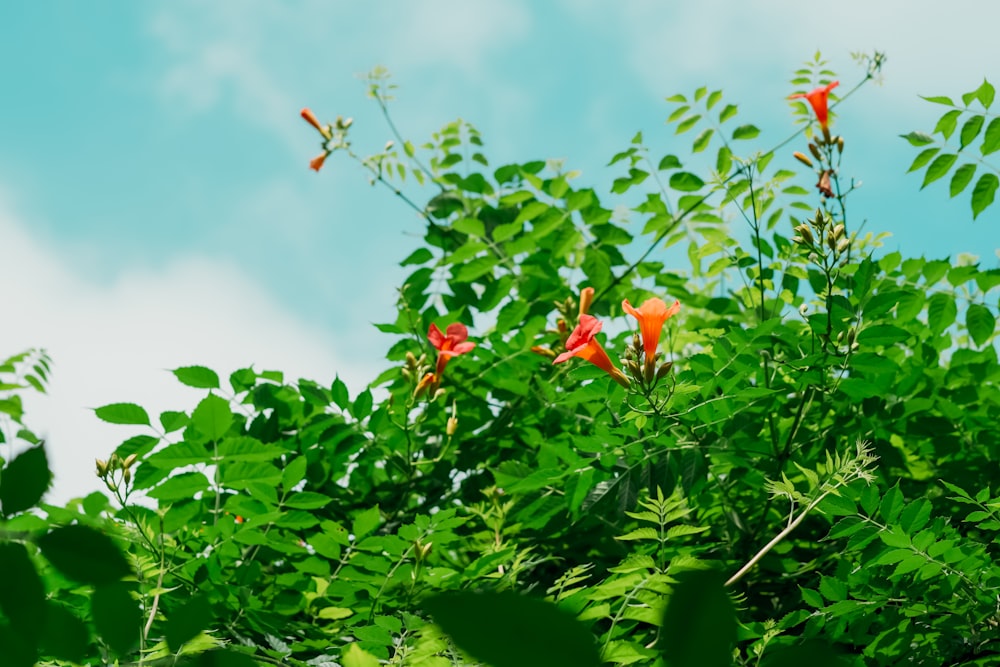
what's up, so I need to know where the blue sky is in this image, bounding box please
[1,1,998,501]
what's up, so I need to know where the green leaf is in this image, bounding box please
[353,389,373,419]
[692,128,713,153]
[41,603,90,663]
[971,172,999,219]
[879,484,904,524]
[38,524,130,585]
[719,104,738,123]
[762,641,851,667]
[900,131,934,146]
[424,591,603,667]
[400,247,433,266]
[981,117,1000,155]
[856,325,910,347]
[927,292,957,332]
[284,491,332,509]
[91,581,141,657]
[658,570,736,667]
[191,393,232,441]
[920,95,954,106]
[352,505,381,539]
[732,124,760,140]
[675,114,701,134]
[0,543,46,646]
[669,172,705,192]
[920,153,957,188]
[282,456,308,488]
[657,154,682,170]
[147,472,210,502]
[907,147,939,172]
[342,643,381,667]
[966,303,996,346]
[975,79,996,108]
[0,445,50,516]
[933,109,961,139]
[330,376,350,410]
[166,594,213,652]
[193,650,260,667]
[949,163,976,197]
[94,402,150,426]
[172,366,220,389]
[959,115,985,150]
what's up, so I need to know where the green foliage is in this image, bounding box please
[903,78,1000,218]
[3,52,1000,666]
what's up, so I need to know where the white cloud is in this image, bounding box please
[0,191,375,504]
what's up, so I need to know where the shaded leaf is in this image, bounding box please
[166,594,214,652]
[0,445,51,516]
[658,570,736,667]
[38,524,130,586]
[91,581,141,656]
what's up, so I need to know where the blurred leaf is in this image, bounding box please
[147,472,210,502]
[342,643,380,667]
[0,444,51,516]
[658,570,736,667]
[669,172,705,192]
[91,581,140,656]
[94,402,149,426]
[41,602,90,663]
[900,131,934,146]
[763,641,850,667]
[0,543,46,646]
[424,591,602,667]
[166,594,214,652]
[172,366,220,389]
[732,124,760,140]
[38,524,130,586]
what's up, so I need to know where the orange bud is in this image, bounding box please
[300,108,332,140]
[310,153,327,172]
[531,345,557,359]
[793,152,814,168]
[578,287,595,319]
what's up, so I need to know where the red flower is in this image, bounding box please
[300,107,332,140]
[553,315,629,388]
[622,297,680,366]
[309,153,328,172]
[789,81,839,129]
[428,323,476,377]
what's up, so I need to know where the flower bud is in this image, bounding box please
[808,142,823,162]
[123,468,132,485]
[384,140,395,151]
[300,108,333,140]
[310,152,328,172]
[578,287,595,319]
[446,416,458,437]
[122,454,138,470]
[794,224,815,246]
[95,459,108,478]
[655,361,674,381]
[837,237,850,253]
[414,372,436,399]
[836,136,845,153]
[793,152,814,168]
[531,345,556,359]
[832,223,845,240]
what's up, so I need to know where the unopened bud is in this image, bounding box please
[414,373,436,398]
[822,125,832,145]
[406,351,417,366]
[557,319,567,334]
[794,224,814,246]
[384,140,395,151]
[799,304,809,316]
[123,468,131,485]
[401,368,412,381]
[632,333,641,351]
[655,361,674,381]
[122,454,137,470]
[832,223,845,240]
[827,232,837,251]
[837,237,850,253]
[446,417,458,437]
[836,136,845,153]
[432,388,446,401]
[95,459,108,477]
[847,328,856,346]
[793,152,814,168]
[531,345,556,359]
[578,287,595,319]
[808,142,823,162]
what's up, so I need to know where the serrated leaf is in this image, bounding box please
[920,153,957,188]
[927,292,957,332]
[424,591,603,667]
[933,109,961,139]
[732,124,760,140]
[959,115,985,150]
[966,303,996,346]
[172,366,220,389]
[972,172,999,219]
[949,163,976,197]
[907,147,939,172]
[692,128,713,153]
[94,402,150,426]
[192,393,232,441]
[981,117,1000,155]
[0,445,50,516]
[38,525,130,585]
[669,172,705,192]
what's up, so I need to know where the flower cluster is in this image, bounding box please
[409,322,476,399]
[552,293,680,391]
[299,107,353,172]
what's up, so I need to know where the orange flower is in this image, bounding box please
[309,153,328,172]
[553,315,629,388]
[300,107,332,140]
[428,323,476,377]
[622,297,680,366]
[789,81,839,129]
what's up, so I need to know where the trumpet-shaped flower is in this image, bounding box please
[428,323,476,376]
[622,297,680,365]
[789,81,839,129]
[300,108,332,140]
[309,153,328,172]
[553,315,629,388]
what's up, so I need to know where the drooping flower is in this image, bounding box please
[553,315,630,388]
[789,81,839,130]
[309,152,328,172]
[300,107,332,140]
[428,322,476,377]
[622,297,680,367]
